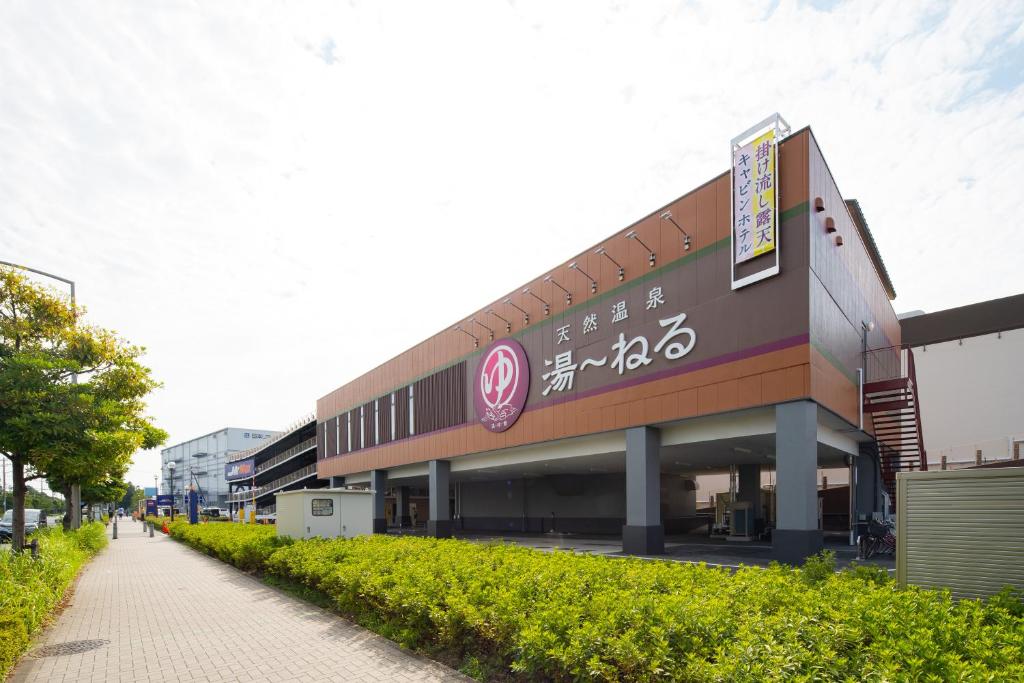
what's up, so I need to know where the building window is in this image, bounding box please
[311,499,334,516]
[374,399,380,445]
[335,418,340,456]
[391,393,396,441]
[360,406,365,449]
[347,412,352,452]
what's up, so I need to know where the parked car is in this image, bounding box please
[0,509,48,543]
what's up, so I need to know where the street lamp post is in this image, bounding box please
[167,461,176,522]
[0,261,81,529]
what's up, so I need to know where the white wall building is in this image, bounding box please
[900,294,1024,470]
[160,427,277,507]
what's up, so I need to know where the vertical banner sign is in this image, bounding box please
[731,113,790,290]
[733,129,777,263]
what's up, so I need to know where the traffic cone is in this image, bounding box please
[161,521,169,534]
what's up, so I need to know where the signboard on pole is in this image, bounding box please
[731,113,789,290]
[156,494,173,508]
[145,499,157,516]
[225,458,255,482]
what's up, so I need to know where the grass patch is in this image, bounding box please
[167,521,1024,681]
[0,522,107,678]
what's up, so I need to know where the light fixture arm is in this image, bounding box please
[568,262,597,294]
[454,325,479,348]
[470,317,494,341]
[523,288,550,316]
[487,309,512,334]
[626,231,656,267]
[543,275,572,305]
[660,211,692,251]
[595,247,625,281]
[503,298,530,325]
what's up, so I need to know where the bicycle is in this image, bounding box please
[858,520,896,559]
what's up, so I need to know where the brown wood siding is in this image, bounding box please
[412,362,467,436]
[320,343,811,477]
[350,408,363,452]
[361,401,376,448]
[325,416,337,457]
[316,130,810,423]
[316,129,826,478]
[379,393,394,446]
[806,130,900,428]
[394,386,410,438]
[338,411,350,455]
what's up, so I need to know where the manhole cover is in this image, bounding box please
[33,639,109,658]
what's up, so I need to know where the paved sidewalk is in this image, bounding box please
[10,522,467,683]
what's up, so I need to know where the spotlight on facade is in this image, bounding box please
[453,325,479,348]
[523,287,550,316]
[543,275,572,306]
[487,309,512,334]
[625,230,656,267]
[595,247,625,281]
[568,261,597,294]
[470,317,494,341]
[503,297,529,326]
[660,210,692,251]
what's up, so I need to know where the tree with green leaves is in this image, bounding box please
[0,267,166,548]
[119,483,145,515]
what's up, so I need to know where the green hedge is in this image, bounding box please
[167,522,1024,681]
[0,522,108,678]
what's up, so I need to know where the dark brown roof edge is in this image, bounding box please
[845,199,896,300]
[900,292,1024,347]
[967,460,1024,470]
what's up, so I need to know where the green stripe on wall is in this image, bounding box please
[810,340,859,386]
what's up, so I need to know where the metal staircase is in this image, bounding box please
[863,347,928,507]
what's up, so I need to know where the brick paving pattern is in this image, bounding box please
[10,522,468,683]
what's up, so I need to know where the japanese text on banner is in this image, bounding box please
[733,128,776,263]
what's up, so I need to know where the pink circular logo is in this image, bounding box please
[474,339,530,432]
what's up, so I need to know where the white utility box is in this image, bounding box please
[275,488,374,540]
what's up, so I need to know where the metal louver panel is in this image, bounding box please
[897,467,1024,600]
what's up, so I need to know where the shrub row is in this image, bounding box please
[0,522,108,678]
[167,522,1024,681]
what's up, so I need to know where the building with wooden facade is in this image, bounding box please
[314,117,922,562]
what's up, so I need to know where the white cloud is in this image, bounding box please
[0,0,1021,485]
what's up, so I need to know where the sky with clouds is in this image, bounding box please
[1,0,1022,488]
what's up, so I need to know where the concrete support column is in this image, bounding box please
[395,486,411,527]
[369,470,387,534]
[774,401,823,563]
[427,460,452,538]
[329,476,345,488]
[622,426,664,555]
[736,464,762,520]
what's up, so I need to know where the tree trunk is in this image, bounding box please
[11,455,26,551]
[62,484,73,531]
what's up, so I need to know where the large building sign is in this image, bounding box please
[539,285,697,398]
[474,338,530,432]
[225,458,255,481]
[733,128,777,263]
[731,113,790,290]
